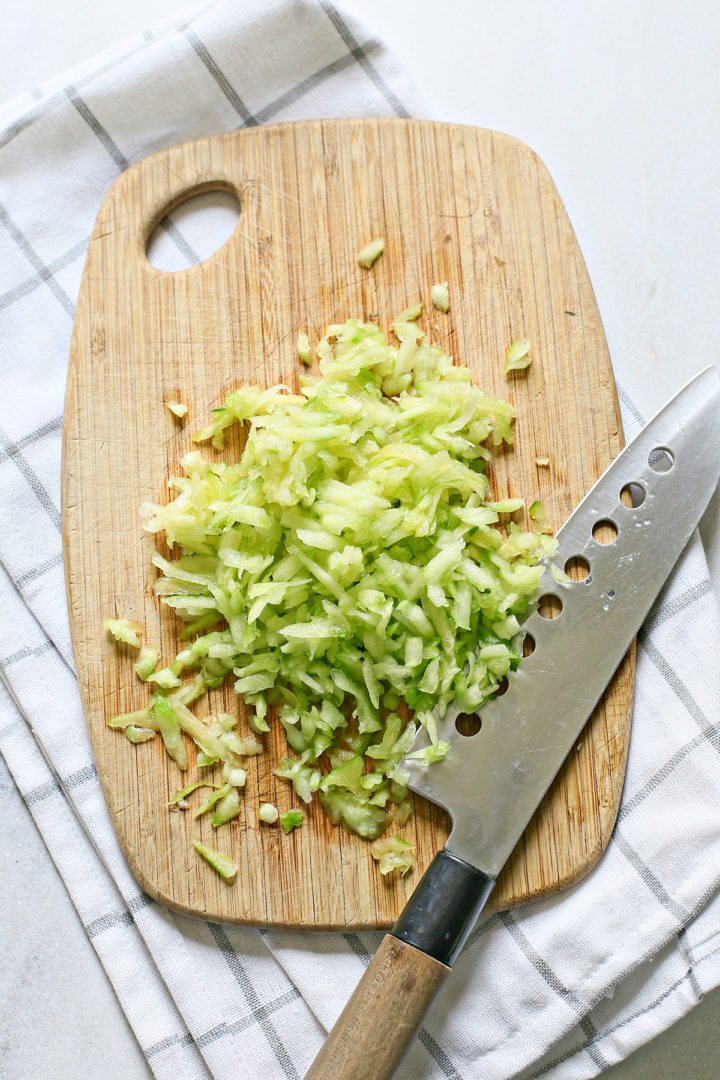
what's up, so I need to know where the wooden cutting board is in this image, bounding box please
[63,119,633,930]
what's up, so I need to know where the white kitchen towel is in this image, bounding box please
[1,2,719,1079]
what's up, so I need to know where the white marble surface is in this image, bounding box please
[1,1,719,1077]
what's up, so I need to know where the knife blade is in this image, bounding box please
[305,367,720,1080]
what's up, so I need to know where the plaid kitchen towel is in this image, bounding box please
[1,2,720,1078]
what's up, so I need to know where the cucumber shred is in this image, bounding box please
[370,835,416,876]
[134,644,160,680]
[504,338,533,374]
[105,618,142,648]
[259,802,279,823]
[193,841,238,881]
[113,316,555,845]
[280,809,304,834]
[430,283,450,313]
[357,238,384,268]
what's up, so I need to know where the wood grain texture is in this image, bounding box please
[304,934,449,1080]
[62,119,633,929]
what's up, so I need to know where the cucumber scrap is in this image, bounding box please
[357,238,384,268]
[503,339,533,374]
[193,841,238,882]
[134,645,160,680]
[296,332,312,366]
[259,803,279,823]
[430,283,449,313]
[105,618,142,648]
[369,835,416,876]
[280,809,304,834]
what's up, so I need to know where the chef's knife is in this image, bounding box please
[305,366,720,1080]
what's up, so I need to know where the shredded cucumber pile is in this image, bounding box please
[116,317,555,847]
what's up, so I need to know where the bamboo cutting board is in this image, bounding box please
[63,119,633,929]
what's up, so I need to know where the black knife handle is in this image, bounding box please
[391,848,495,967]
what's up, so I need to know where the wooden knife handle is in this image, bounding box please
[305,850,496,1080]
[304,934,449,1080]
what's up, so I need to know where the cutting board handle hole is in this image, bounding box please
[145,187,241,272]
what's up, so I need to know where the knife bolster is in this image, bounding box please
[392,848,495,966]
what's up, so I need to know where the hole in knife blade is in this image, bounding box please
[564,555,590,580]
[620,482,646,507]
[522,632,536,656]
[592,519,618,545]
[538,594,563,619]
[648,447,674,473]
[455,712,482,737]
